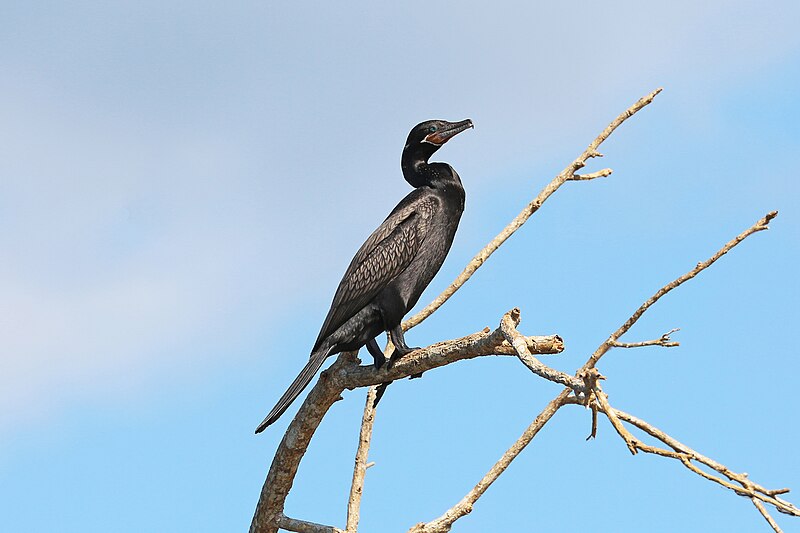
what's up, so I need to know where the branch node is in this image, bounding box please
[570,168,613,181]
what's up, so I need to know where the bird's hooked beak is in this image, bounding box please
[424,119,474,146]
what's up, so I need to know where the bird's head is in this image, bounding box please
[402,119,473,186]
[405,119,473,153]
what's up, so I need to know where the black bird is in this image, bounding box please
[255,118,473,433]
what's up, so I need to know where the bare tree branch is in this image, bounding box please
[340,329,563,390]
[609,328,680,348]
[752,498,784,533]
[345,386,378,533]
[569,168,613,181]
[402,88,663,331]
[592,384,639,455]
[584,211,778,370]
[276,515,344,533]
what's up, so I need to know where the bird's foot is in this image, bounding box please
[393,344,420,357]
[387,344,420,368]
[387,325,418,366]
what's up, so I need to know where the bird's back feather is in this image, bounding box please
[313,190,438,351]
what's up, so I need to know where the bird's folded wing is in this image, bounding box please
[313,194,438,351]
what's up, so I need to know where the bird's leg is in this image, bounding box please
[366,338,386,369]
[388,324,419,365]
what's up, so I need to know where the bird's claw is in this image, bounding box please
[386,345,419,368]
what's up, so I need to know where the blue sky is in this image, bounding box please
[1,2,799,532]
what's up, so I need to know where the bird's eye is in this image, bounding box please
[428,125,438,133]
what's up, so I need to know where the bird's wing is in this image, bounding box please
[313,192,438,351]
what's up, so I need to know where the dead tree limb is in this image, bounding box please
[276,515,344,533]
[345,386,378,533]
[609,328,680,348]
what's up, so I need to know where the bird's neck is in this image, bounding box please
[401,158,429,187]
[403,157,462,191]
[401,145,431,187]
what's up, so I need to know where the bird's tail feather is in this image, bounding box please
[255,347,332,433]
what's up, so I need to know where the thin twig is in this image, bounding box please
[569,168,613,181]
[609,328,680,348]
[585,211,777,369]
[610,339,678,348]
[402,89,663,331]
[592,385,638,455]
[346,386,378,532]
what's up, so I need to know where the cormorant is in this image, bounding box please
[255,118,473,433]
